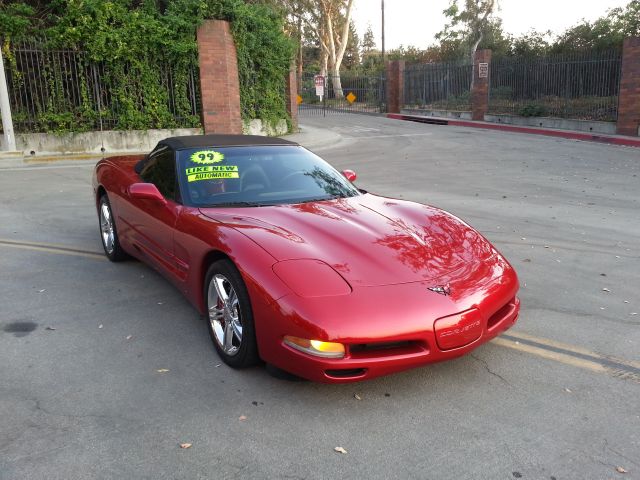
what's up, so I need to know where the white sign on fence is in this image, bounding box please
[478,63,489,78]
[314,75,325,99]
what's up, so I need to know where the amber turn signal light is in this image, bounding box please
[283,336,345,359]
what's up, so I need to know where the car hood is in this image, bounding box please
[199,194,499,288]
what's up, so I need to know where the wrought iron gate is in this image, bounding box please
[297,72,386,116]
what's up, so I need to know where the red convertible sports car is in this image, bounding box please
[93,134,519,383]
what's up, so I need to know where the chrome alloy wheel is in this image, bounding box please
[100,201,115,255]
[208,274,243,356]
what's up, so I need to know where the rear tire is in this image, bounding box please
[98,194,127,262]
[204,259,259,368]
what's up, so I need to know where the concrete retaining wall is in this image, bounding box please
[1,119,288,158]
[402,108,473,121]
[401,108,617,136]
[243,119,288,137]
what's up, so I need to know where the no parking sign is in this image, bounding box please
[314,75,325,99]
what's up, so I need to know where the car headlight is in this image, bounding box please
[283,336,345,359]
[272,259,351,298]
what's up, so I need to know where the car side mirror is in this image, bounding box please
[342,169,357,182]
[129,183,167,205]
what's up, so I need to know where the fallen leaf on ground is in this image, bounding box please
[45,326,56,331]
[156,369,170,373]
[354,394,362,401]
[334,447,347,454]
[616,466,628,473]
[239,415,247,421]
[179,443,192,449]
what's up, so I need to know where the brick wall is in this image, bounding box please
[196,20,242,135]
[472,49,492,121]
[386,60,405,114]
[617,37,640,137]
[285,67,298,130]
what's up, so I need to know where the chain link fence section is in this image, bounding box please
[489,51,622,122]
[403,61,473,113]
[1,39,201,134]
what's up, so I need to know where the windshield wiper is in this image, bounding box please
[297,196,337,204]
[208,201,272,208]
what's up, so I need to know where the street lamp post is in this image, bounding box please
[381,0,386,64]
[0,47,17,152]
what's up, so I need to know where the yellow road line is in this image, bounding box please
[492,337,607,374]
[493,333,640,383]
[505,330,640,370]
[0,238,105,260]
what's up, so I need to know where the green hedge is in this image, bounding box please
[1,0,295,133]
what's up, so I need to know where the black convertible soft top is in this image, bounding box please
[159,134,299,150]
[134,134,300,174]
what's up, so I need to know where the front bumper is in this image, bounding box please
[258,288,520,383]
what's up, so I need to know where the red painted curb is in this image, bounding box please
[387,114,640,148]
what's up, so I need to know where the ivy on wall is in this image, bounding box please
[0,0,295,133]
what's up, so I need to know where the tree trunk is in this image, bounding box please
[470,33,483,91]
[320,51,329,77]
[331,66,344,99]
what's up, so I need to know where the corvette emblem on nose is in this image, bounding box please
[428,284,451,296]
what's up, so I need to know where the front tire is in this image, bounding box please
[98,194,127,262]
[205,260,259,368]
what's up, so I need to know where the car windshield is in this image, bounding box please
[176,145,360,207]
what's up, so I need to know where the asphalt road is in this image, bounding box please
[1,114,639,480]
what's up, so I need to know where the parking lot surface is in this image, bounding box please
[1,114,639,479]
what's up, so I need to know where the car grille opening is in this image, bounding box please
[487,297,517,330]
[349,340,427,358]
[324,368,367,379]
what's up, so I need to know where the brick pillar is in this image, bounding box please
[472,49,492,121]
[285,66,298,130]
[386,60,405,114]
[617,37,640,137]
[197,20,242,135]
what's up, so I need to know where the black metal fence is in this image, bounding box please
[2,39,201,134]
[404,61,472,112]
[489,51,622,121]
[298,72,386,115]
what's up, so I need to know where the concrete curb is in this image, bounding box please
[387,113,640,148]
[287,124,345,151]
[0,151,143,169]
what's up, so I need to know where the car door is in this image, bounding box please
[126,146,183,280]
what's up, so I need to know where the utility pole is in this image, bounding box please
[381,0,386,64]
[0,47,17,152]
